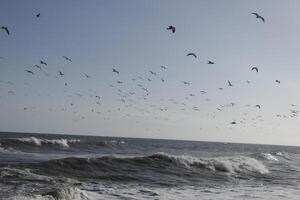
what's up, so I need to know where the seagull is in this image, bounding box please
[112,68,119,74]
[183,81,191,85]
[228,80,233,87]
[117,81,123,84]
[186,53,197,58]
[83,73,91,78]
[40,60,47,66]
[251,67,258,72]
[246,80,251,83]
[161,78,165,82]
[26,70,34,75]
[36,13,41,18]
[252,13,265,22]
[59,71,64,76]
[231,121,237,125]
[255,105,261,109]
[1,26,10,35]
[275,80,280,84]
[166,25,176,33]
[207,60,215,64]
[63,56,72,62]
[160,66,167,70]
[147,78,152,82]
[149,71,157,76]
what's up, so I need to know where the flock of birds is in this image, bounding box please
[0,11,299,135]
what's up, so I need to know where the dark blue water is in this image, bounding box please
[1,132,300,200]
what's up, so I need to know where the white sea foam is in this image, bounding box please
[16,137,80,148]
[152,152,269,175]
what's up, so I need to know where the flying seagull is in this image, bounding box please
[275,80,280,84]
[228,80,233,87]
[149,71,157,76]
[40,60,47,66]
[160,66,167,70]
[83,73,91,78]
[187,53,197,58]
[26,70,34,75]
[231,121,237,125]
[1,26,10,35]
[207,60,215,64]
[166,25,176,33]
[255,105,261,109]
[112,68,119,74]
[36,13,41,18]
[183,81,191,85]
[63,56,72,62]
[252,13,265,22]
[251,67,258,72]
[59,71,64,76]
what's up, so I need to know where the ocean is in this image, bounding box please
[0,132,300,200]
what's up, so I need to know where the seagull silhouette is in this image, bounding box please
[40,60,47,66]
[183,81,191,85]
[84,73,91,78]
[26,70,34,75]
[1,26,10,35]
[252,13,265,22]
[36,13,41,18]
[112,68,119,74]
[63,56,72,62]
[207,60,215,64]
[166,25,176,33]
[251,67,258,72]
[255,105,261,109]
[59,71,64,76]
[228,80,233,87]
[160,66,167,70]
[149,71,157,76]
[186,53,197,58]
[275,80,281,84]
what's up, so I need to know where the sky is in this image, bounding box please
[1,0,300,145]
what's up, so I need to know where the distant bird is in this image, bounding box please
[40,60,47,66]
[65,82,68,86]
[252,13,265,22]
[59,71,64,76]
[147,78,152,82]
[186,53,197,58]
[251,67,258,72]
[183,81,191,85]
[83,73,91,78]
[246,80,251,83]
[36,13,41,18]
[160,66,167,70]
[1,26,10,35]
[207,60,215,64]
[231,121,237,125]
[275,80,281,84]
[166,25,176,33]
[218,87,223,90]
[112,68,119,74]
[228,80,233,87]
[117,81,123,84]
[26,70,34,75]
[63,56,72,62]
[200,90,207,94]
[255,105,261,109]
[161,78,165,82]
[149,71,157,76]
[291,104,296,107]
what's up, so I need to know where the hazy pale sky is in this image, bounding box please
[1,0,300,145]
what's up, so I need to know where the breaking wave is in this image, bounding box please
[33,152,269,184]
[0,137,80,151]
